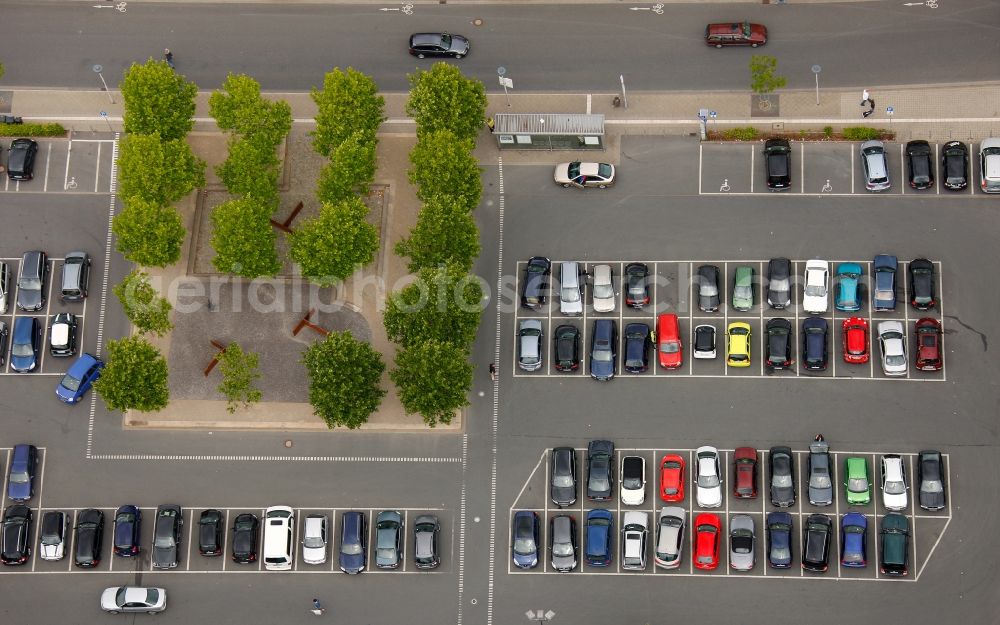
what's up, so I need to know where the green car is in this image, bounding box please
[732,266,754,312]
[844,457,871,505]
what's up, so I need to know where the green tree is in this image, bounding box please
[383,265,484,349]
[408,130,482,211]
[749,55,787,95]
[390,340,471,427]
[120,59,198,140]
[209,73,292,149]
[117,134,206,206]
[93,336,170,413]
[0,63,5,81]
[288,197,378,286]
[210,197,282,278]
[311,67,385,156]
[113,269,173,336]
[215,138,280,209]
[302,331,386,429]
[216,343,263,414]
[113,198,186,267]
[406,63,487,142]
[395,194,480,273]
[315,130,378,204]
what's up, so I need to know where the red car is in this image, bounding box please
[705,21,767,48]
[915,318,942,371]
[693,513,721,570]
[657,314,683,369]
[659,454,685,502]
[842,317,869,364]
[733,447,758,499]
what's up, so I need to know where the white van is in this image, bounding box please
[263,506,294,570]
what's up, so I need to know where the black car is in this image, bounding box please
[553,325,581,372]
[764,318,793,370]
[6,138,38,181]
[198,509,224,556]
[763,138,792,190]
[694,324,716,358]
[917,450,946,511]
[112,505,142,558]
[232,513,259,563]
[908,258,936,310]
[521,256,551,310]
[74,508,104,568]
[589,319,617,381]
[766,258,791,309]
[1,505,32,565]
[941,141,969,190]
[769,446,795,507]
[408,32,470,59]
[696,265,720,312]
[905,140,934,190]
[801,316,829,371]
[623,322,650,373]
[16,250,48,312]
[624,262,649,308]
[802,514,833,573]
[586,440,615,501]
[152,505,182,569]
[550,447,577,507]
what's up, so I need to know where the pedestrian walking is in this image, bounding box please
[489,363,497,382]
[861,89,870,107]
[486,116,495,133]
[311,598,325,616]
[164,48,175,69]
[863,98,875,118]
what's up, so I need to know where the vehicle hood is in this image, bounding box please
[808,484,833,506]
[340,551,366,573]
[921,490,945,510]
[771,484,794,505]
[448,34,470,53]
[883,491,907,510]
[697,485,722,507]
[153,545,177,568]
[551,552,576,571]
[590,358,614,380]
[10,350,36,372]
[16,289,42,311]
[7,480,30,501]
[551,485,575,506]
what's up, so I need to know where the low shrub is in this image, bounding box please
[823,126,834,138]
[719,126,759,141]
[0,122,66,137]
[841,126,883,141]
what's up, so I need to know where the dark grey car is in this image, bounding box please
[549,515,577,572]
[550,447,577,507]
[152,505,182,569]
[918,450,946,511]
[16,251,48,312]
[807,439,833,506]
[769,446,795,507]
[375,510,403,569]
[697,265,720,312]
[413,515,440,569]
[586,440,614,501]
[766,258,791,309]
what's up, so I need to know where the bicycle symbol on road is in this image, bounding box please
[401,2,413,14]
[115,1,127,11]
[652,3,664,13]
[821,180,833,193]
[720,179,731,193]
[65,177,78,190]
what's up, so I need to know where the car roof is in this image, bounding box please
[410,33,446,44]
[837,262,862,274]
[878,320,904,334]
[981,138,1000,150]
[623,511,647,527]
[883,456,904,478]
[593,264,611,281]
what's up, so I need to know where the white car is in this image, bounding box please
[554,162,616,189]
[802,260,829,313]
[620,455,646,506]
[878,320,908,376]
[301,514,328,564]
[981,138,1000,193]
[101,586,167,614]
[695,446,723,508]
[654,507,686,569]
[881,455,908,510]
[621,511,648,570]
[591,264,616,313]
[39,511,67,561]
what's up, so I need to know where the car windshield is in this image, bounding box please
[593,283,613,299]
[561,285,580,302]
[769,277,789,292]
[552,540,574,557]
[701,283,718,297]
[567,163,580,178]
[885,480,905,495]
[592,345,612,362]
[513,537,536,556]
[922,479,943,493]
[341,539,362,555]
[438,34,452,47]
[60,375,80,393]
[11,342,34,357]
[771,545,790,560]
[17,277,40,290]
[811,474,831,488]
[154,533,175,548]
[805,280,824,297]
[659,341,679,354]
[552,472,573,488]
[8,470,28,484]
[734,285,751,299]
[598,163,613,178]
[885,354,906,366]
[848,477,869,492]
[526,263,545,274]
[697,473,719,489]
[732,534,752,553]
[303,535,325,548]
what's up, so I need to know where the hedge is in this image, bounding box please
[0,123,66,137]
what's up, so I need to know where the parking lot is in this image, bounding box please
[1,136,116,194]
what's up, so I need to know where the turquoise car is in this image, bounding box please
[835,263,862,312]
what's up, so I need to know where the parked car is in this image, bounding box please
[0,262,8,314]
[941,140,969,190]
[835,262,862,311]
[1,504,32,565]
[55,353,105,404]
[704,20,767,47]
[554,162,616,188]
[693,513,721,570]
[621,511,648,570]
[591,264,616,313]
[914,318,942,371]
[861,140,891,191]
[7,443,37,502]
[763,138,791,190]
[49,313,78,357]
[802,260,829,313]
[152,505,182,569]
[589,319,617,381]
[517,320,543,372]
[301,514,328,565]
[656,313,683,369]
[0,321,7,367]
[9,316,41,373]
[620,456,646,506]
[408,32,469,58]
[695,446,722,508]
[549,515,577,572]
[801,514,833,573]
[550,447,577,507]
[918,450,946,511]
[339,511,367,574]
[558,261,584,316]
[879,513,910,576]
[980,138,1000,193]
[659,454,685,502]
[584,509,613,567]
[766,258,791,309]
[878,320,907,376]
[260,507,292,571]
[841,512,868,568]
[729,514,755,571]
[6,138,38,181]
[623,322,650,373]
[413,514,441,569]
[802,316,829,371]
[881,455,908,511]
[725,322,751,367]
[764,318,793,370]
[731,265,754,311]
[844,456,872,506]
[733,447,758,499]
[113,505,142,557]
[16,250,48,312]
[807,438,833,506]
[697,265,720,312]
[197,509,223,557]
[693,324,716,359]
[766,512,793,568]
[908,258,936,310]
[905,140,934,189]
[842,317,870,364]
[654,507,685,569]
[60,251,90,301]
[872,254,897,311]
[624,262,649,308]
[100,586,166,614]
[231,513,259,563]
[375,510,403,569]
[769,446,795,507]
[586,440,615,501]
[553,325,581,372]
[39,510,68,561]
[521,256,550,310]
[74,508,105,568]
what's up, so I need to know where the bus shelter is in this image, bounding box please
[492,113,605,151]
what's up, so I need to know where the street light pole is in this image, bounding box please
[93,65,115,105]
[811,65,822,106]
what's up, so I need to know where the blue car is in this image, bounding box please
[55,353,105,404]
[766,511,793,568]
[872,255,897,311]
[840,512,867,567]
[589,319,617,381]
[113,505,142,557]
[835,263,862,311]
[9,317,40,373]
[339,511,367,574]
[7,444,37,502]
[585,509,613,567]
[511,511,540,569]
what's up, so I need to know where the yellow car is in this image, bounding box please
[726,322,751,367]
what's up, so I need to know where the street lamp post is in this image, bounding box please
[811,65,822,106]
[93,64,115,105]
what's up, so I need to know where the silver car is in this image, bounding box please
[549,514,577,572]
[695,446,723,508]
[39,511,67,561]
[878,320,907,376]
[558,261,584,316]
[100,586,166,614]
[621,511,648,570]
[375,510,403,569]
[654,507,685,569]
[591,264,616,313]
[517,320,543,371]
[413,515,441,569]
[301,514,328,565]
[807,438,833,506]
[861,140,891,192]
[729,514,755,571]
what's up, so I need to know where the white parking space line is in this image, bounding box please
[698,144,703,195]
[185,508,195,570]
[31,449,48,572]
[723,449,730,575]
[901,260,911,380]
[749,147,755,194]
[872,452,880,580]
[758,261,764,376]
[63,141,73,193]
[760,449,768,577]
[899,143,906,195]
[66,509,77,572]
[851,145,856,194]
[329,510,338,572]
[543,454,550,573]
[688,448,694,575]
[94,143,103,193]
[934,143,941,195]
[834,453,841,578]
[43,143,53,193]
[723,261,729,376]
[908,454,917,578]
[401,509,409,572]
[797,452,804,577]
[222,509,230,571]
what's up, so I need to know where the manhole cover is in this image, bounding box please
[284,440,293,448]
[472,18,483,26]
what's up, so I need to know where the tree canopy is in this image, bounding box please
[383,265,484,350]
[406,63,487,142]
[93,336,170,413]
[117,134,205,206]
[390,340,472,427]
[120,59,198,140]
[113,197,186,267]
[288,196,378,286]
[113,269,173,336]
[311,67,385,156]
[395,194,480,273]
[217,343,263,414]
[315,130,378,205]
[210,197,282,278]
[408,130,482,211]
[302,331,386,429]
